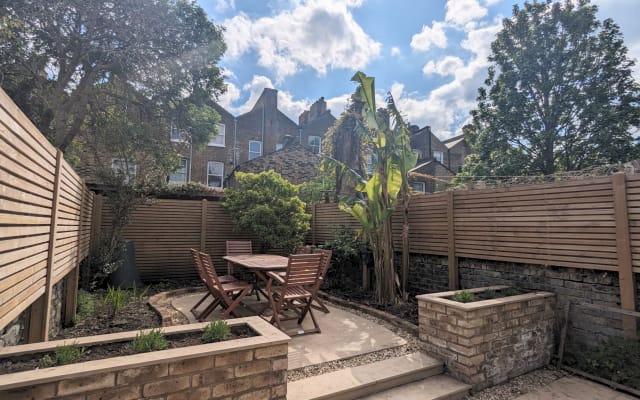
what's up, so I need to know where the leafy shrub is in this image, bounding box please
[40,343,85,367]
[76,290,95,321]
[451,290,475,303]
[131,329,169,353]
[501,287,522,296]
[481,289,496,299]
[104,285,131,315]
[322,226,370,286]
[202,320,231,343]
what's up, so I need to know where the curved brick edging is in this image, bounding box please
[317,291,419,336]
[148,287,203,326]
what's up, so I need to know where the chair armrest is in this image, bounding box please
[266,271,285,284]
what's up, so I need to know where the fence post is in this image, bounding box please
[612,173,637,336]
[30,150,62,342]
[447,190,459,290]
[64,180,86,326]
[312,203,317,246]
[200,199,207,251]
[89,195,104,255]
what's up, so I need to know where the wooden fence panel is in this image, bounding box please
[0,88,93,337]
[309,202,360,245]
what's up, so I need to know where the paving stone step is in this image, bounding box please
[357,374,472,400]
[287,352,446,400]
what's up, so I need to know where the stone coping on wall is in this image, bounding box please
[416,285,555,311]
[0,316,290,391]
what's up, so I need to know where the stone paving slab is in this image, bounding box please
[513,376,637,400]
[171,292,407,370]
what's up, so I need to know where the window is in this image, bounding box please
[111,158,137,183]
[412,149,423,159]
[275,143,283,151]
[168,158,189,184]
[412,182,426,192]
[433,150,444,163]
[308,135,321,154]
[207,161,224,188]
[170,123,188,142]
[249,141,262,160]
[208,123,225,147]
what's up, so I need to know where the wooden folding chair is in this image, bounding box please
[225,240,253,275]
[189,249,236,316]
[309,249,332,313]
[190,250,253,321]
[264,253,324,335]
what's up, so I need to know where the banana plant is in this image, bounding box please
[327,71,417,305]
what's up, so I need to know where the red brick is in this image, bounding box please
[194,366,234,386]
[235,360,271,377]
[215,350,253,367]
[212,377,253,397]
[0,383,57,400]
[166,386,211,400]
[272,357,288,371]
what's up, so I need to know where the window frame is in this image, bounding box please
[249,140,262,160]
[207,160,224,188]
[110,158,137,183]
[168,157,189,184]
[208,123,226,147]
[433,150,444,163]
[308,135,321,154]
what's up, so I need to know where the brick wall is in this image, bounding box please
[418,289,556,389]
[0,343,288,400]
[408,254,640,311]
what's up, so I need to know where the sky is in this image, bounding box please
[196,0,640,140]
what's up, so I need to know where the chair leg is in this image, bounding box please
[190,292,213,315]
[195,298,221,322]
[311,295,330,313]
[221,287,251,319]
[300,298,321,334]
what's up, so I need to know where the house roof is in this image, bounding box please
[443,133,466,149]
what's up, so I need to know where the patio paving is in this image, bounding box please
[170,292,407,370]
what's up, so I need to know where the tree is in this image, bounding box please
[328,72,417,305]
[0,0,226,155]
[460,0,640,180]
[223,171,311,254]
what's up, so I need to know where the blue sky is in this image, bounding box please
[196,0,640,140]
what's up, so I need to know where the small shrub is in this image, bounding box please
[481,289,496,299]
[131,285,149,300]
[131,328,168,353]
[40,343,85,367]
[452,290,475,303]
[202,320,231,343]
[104,285,131,314]
[76,290,95,321]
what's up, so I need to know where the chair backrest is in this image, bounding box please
[190,248,207,282]
[226,240,252,256]
[198,250,224,290]
[313,249,333,280]
[283,253,323,288]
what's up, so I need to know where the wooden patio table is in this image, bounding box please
[222,254,289,303]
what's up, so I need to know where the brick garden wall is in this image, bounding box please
[0,343,288,400]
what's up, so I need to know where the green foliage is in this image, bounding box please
[298,172,336,204]
[150,182,224,198]
[324,72,417,305]
[460,0,640,181]
[131,329,169,354]
[323,226,370,284]
[501,287,522,297]
[566,336,640,389]
[481,289,496,299]
[223,171,311,254]
[202,320,231,343]
[104,286,131,315]
[451,291,475,303]
[131,285,149,300]
[76,290,95,321]
[0,0,226,154]
[40,343,85,367]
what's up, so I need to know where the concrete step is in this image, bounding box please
[357,374,471,400]
[287,352,445,400]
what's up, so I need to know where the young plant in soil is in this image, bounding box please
[202,320,231,343]
[76,290,95,321]
[104,285,131,316]
[451,290,475,303]
[131,329,168,353]
[39,343,86,367]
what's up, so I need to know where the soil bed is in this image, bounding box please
[446,288,524,302]
[1,324,257,375]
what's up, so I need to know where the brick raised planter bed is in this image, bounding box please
[0,316,290,400]
[417,286,556,390]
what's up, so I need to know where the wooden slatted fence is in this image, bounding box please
[0,89,94,339]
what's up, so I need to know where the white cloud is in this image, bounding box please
[410,21,448,51]
[422,56,465,76]
[214,0,235,12]
[445,0,488,27]
[395,23,501,138]
[222,1,381,81]
[391,46,401,57]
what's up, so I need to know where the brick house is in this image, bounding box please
[409,127,472,192]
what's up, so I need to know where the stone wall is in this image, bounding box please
[417,288,556,389]
[408,254,640,311]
